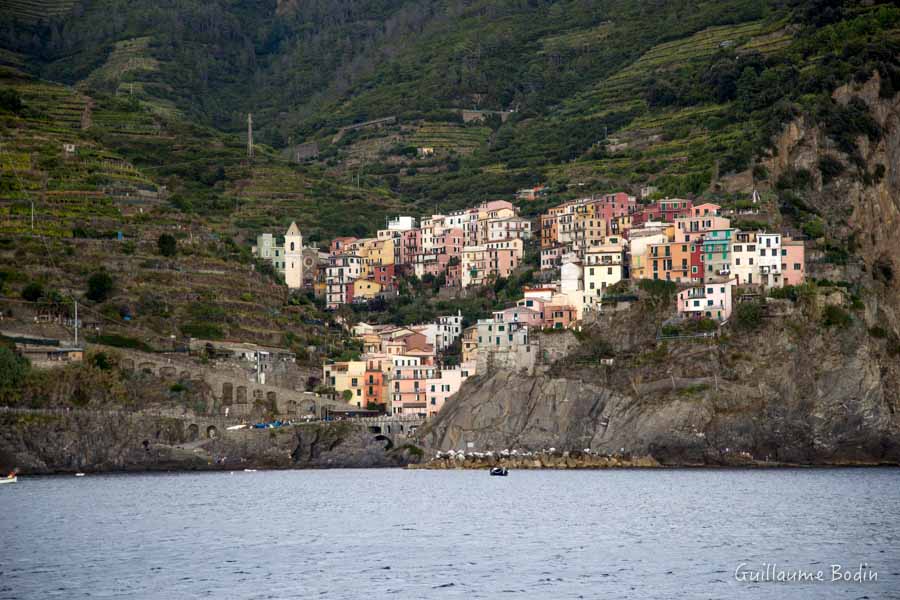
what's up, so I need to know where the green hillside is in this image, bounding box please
[1,0,899,351]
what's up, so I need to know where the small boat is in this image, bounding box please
[75,472,86,477]
[243,469,257,473]
[0,475,17,485]
[489,467,508,477]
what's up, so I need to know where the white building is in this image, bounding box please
[387,216,417,231]
[435,311,464,352]
[326,254,362,309]
[560,258,585,319]
[583,242,625,311]
[756,233,783,288]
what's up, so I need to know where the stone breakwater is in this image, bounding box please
[409,449,662,470]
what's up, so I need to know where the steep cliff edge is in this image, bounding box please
[421,314,900,466]
[768,73,900,328]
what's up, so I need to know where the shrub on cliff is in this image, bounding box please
[0,344,29,400]
[822,305,852,328]
[734,301,763,330]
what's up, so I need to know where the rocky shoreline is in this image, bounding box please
[409,449,900,470]
[0,409,423,474]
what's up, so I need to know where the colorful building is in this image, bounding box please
[781,238,806,286]
[677,279,736,321]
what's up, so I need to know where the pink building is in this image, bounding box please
[391,363,436,415]
[690,203,720,217]
[424,362,476,417]
[399,229,421,268]
[545,304,577,329]
[330,237,358,255]
[592,192,637,222]
[677,278,736,321]
[492,306,544,328]
[781,238,806,286]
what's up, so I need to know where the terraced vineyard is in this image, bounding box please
[568,20,790,116]
[408,122,492,155]
[0,65,162,237]
[0,0,76,21]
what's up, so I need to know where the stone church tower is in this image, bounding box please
[284,221,303,289]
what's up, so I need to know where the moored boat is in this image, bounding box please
[489,467,508,476]
[0,475,17,485]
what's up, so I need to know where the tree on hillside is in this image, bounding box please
[87,272,114,303]
[0,89,23,113]
[0,344,29,401]
[158,234,177,257]
[21,282,43,302]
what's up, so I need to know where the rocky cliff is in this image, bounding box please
[420,296,900,467]
[417,79,900,468]
[768,73,900,328]
[0,410,422,474]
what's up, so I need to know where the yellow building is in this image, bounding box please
[573,212,607,256]
[353,278,383,300]
[322,360,367,406]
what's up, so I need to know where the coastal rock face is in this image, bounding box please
[0,411,421,474]
[420,318,900,467]
[769,74,900,330]
[419,79,900,468]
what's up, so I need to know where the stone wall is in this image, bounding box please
[110,347,351,419]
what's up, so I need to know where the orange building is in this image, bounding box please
[649,241,693,282]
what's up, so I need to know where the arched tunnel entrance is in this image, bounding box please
[374,434,393,451]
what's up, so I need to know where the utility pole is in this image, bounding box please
[74,300,78,347]
[247,113,254,159]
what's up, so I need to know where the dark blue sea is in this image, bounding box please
[2,468,899,599]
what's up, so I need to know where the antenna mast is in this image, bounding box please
[247,113,254,159]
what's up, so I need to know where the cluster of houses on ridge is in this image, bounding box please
[537,193,806,322]
[253,191,807,418]
[252,200,532,309]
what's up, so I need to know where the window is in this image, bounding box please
[794,263,801,270]
[735,258,741,265]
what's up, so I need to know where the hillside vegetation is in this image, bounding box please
[1,0,899,352]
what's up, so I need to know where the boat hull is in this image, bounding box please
[0,476,16,484]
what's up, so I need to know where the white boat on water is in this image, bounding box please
[0,475,16,485]
[75,473,86,477]
[243,469,257,473]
